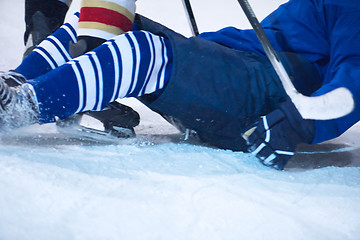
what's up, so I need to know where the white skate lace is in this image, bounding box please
[0,71,26,86]
[21,83,40,114]
[0,74,38,114]
[0,78,13,107]
[0,81,39,132]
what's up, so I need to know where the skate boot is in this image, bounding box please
[0,73,39,132]
[0,71,140,139]
[24,0,70,57]
[24,11,56,58]
[0,70,27,87]
[24,4,69,58]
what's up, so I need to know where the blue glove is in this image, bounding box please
[241,98,315,170]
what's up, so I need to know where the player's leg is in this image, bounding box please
[0,31,172,130]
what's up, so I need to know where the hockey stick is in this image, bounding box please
[237,0,354,120]
[181,0,199,36]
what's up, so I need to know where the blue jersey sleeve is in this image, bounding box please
[199,0,360,143]
[310,1,360,143]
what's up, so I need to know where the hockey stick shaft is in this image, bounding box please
[181,0,199,36]
[237,0,354,120]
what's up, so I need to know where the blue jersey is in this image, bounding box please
[199,0,360,144]
[135,15,318,151]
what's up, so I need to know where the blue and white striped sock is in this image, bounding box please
[15,12,79,79]
[30,30,173,123]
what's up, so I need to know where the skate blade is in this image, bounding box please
[56,114,135,144]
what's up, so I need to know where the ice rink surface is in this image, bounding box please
[0,0,359,239]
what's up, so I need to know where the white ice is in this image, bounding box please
[0,0,359,240]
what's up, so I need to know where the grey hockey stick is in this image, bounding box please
[237,0,354,120]
[182,0,199,36]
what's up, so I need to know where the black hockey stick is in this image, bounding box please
[181,0,199,36]
[237,0,354,120]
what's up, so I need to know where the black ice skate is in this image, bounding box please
[0,70,27,87]
[56,101,140,141]
[0,71,140,140]
[24,11,65,58]
[0,72,39,131]
[24,0,70,58]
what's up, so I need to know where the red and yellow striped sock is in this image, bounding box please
[78,0,136,40]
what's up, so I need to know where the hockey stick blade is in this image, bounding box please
[237,0,354,120]
[270,50,354,120]
[290,87,353,120]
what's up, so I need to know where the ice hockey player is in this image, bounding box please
[21,0,140,137]
[0,0,359,170]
